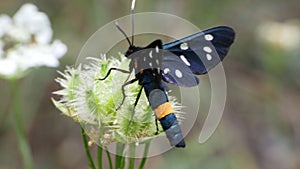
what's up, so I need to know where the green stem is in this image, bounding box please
[128,144,136,169]
[9,80,35,169]
[138,142,151,169]
[120,156,126,169]
[105,148,113,169]
[115,143,125,169]
[97,146,102,169]
[80,126,96,169]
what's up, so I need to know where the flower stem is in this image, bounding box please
[128,144,136,169]
[80,126,96,169]
[105,147,113,169]
[115,143,125,169]
[138,142,151,169]
[9,80,35,169]
[97,146,102,169]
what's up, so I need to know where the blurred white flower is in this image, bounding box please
[13,3,52,44]
[0,3,67,79]
[257,20,300,51]
[0,40,4,57]
[0,15,12,37]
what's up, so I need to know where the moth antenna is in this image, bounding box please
[115,21,132,46]
[131,0,136,45]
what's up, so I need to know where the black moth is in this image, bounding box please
[99,2,235,148]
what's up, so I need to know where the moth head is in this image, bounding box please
[124,45,141,58]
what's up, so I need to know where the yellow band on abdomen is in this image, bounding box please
[154,102,174,120]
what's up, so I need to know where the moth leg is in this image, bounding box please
[155,116,159,135]
[128,86,144,125]
[96,67,130,81]
[123,71,132,83]
[116,78,138,111]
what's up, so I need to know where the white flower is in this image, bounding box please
[0,57,18,76]
[257,20,300,51]
[13,3,52,44]
[51,40,68,59]
[0,40,4,57]
[0,15,12,38]
[0,3,67,79]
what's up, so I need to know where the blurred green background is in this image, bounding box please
[1,0,300,169]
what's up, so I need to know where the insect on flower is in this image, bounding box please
[98,0,235,147]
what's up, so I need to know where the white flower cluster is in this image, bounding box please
[257,20,300,51]
[0,3,67,79]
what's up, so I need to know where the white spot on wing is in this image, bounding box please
[149,62,153,67]
[180,43,189,50]
[149,50,153,58]
[205,34,214,41]
[180,55,191,66]
[206,54,212,60]
[203,46,212,53]
[156,46,159,53]
[156,59,159,65]
[164,68,170,74]
[175,69,183,78]
[143,56,146,61]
